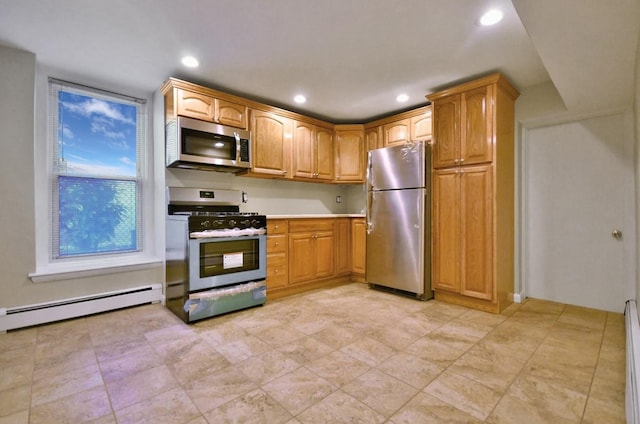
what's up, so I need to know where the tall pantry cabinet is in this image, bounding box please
[428,73,519,314]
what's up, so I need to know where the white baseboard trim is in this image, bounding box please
[0,284,163,333]
[513,292,525,303]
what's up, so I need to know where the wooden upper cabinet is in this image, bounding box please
[365,125,382,152]
[176,89,215,121]
[461,85,493,166]
[432,94,461,169]
[334,126,364,183]
[383,119,411,147]
[249,109,293,178]
[410,109,432,141]
[431,85,493,169]
[216,98,248,129]
[315,127,334,181]
[292,121,334,181]
[176,88,248,129]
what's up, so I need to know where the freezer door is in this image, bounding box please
[368,141,425,190]
[366,188,429,296]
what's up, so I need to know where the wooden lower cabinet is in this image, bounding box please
[266,217,364,298]
[289,219,335,284]
[432,165,495,307]
[351,218,366,280]
[335,218,351,275]
[266,220,288,290]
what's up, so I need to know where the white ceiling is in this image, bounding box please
[0,0,638,122]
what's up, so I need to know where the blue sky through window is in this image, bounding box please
[58,91,137,177]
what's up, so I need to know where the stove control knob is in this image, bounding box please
[201,220,211,228]
[228,219,237,227]
[213,220,224,227]
[240,219,251,227]
[251,219,261,227]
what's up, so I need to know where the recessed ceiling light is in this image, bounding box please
[479,9,503,26]
[294,94,307,104]
[181,56,199,68]
[396,94,409,103]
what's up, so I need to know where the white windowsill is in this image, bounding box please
[29,255,163,283]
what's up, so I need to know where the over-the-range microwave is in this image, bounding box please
[166,115,251,172]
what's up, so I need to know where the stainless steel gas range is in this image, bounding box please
[165,187,267,323]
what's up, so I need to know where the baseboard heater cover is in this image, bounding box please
[0,284,162,332]
[626,299,640,424]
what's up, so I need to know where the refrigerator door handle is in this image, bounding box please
[366,191,373,234]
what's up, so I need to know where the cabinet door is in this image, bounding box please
[289,232,315,284]
[461,86,493,166]
[335,218,351,275]
[216,99,247,129]
[293,121,314,179]
[250,110,292,177]
[315,231,335,279]
[176,89,215,121]
[432,94,460,169]
[383,119,411,147]
[365,126,382,151]
[432,168,460,292]
[351,218,366,275]
[410,110,432,141]
[460,165,493,300]
[315,127,334,181]
[335,130,364,183]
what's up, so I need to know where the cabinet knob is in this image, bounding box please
[275,242,279,247]
[454,159,459,164]
[460,158,464,163]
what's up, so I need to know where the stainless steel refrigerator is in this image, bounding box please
[366,141,432,299]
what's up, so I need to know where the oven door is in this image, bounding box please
[188,234,266,291]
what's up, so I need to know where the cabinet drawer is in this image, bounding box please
[268,220,288,234]
[267,234,287,253]
[288,219,334,233]
[267,252,288,288]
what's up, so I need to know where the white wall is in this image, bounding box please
[0,45,36,307]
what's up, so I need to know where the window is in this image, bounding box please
[49,79,146,259]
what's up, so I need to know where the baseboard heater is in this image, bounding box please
[0,284,163,333]
[626,299,640,424]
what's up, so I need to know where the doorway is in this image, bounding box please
[522,111,635,312]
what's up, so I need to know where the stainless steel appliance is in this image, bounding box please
[366,141,432,299]
[165,187,267,323]
[165,116,251,172]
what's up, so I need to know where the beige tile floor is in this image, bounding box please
[0,283,626,423]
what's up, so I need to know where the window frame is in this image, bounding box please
[30,76,160,282]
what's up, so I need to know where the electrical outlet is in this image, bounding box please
[336,196,342,203]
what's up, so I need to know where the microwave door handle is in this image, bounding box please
[234,132,241,159]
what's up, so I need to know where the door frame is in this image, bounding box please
[517,108,636,308]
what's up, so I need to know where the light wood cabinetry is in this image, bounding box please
[428,73,519,313]
[366,105,432,148]
[432,86,492,169]
[351,218,366,280]
[334,125,365,183]
[292,121,334,181]
[335,218,351,275]
[247,109,293,178]
[432,165,492,298]
[383,119,411,147]
[289,219,335,285]
[174,88,248,129]
[410,108,433,141]
[266,220,288,290]
[365,125,382,152]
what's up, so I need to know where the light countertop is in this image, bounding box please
[267,214,365,219]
